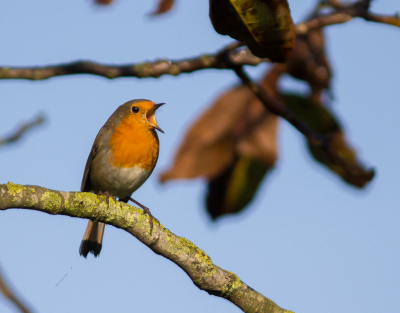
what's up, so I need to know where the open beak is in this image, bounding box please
[146,103,165,133]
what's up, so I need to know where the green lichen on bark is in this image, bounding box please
[221,271,242,298]
[5,182,36,206]
[104,201,139,228]
[6,182,25,198]
[72,192,99,212]
[164,229,217,277]
[194,248,216,277]
[41,191,62,211]
[165,229,191,255]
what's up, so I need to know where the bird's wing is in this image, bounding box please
[80,125,110,192]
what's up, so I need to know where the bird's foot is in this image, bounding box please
[98,191,116,207]
[128,197,159,233]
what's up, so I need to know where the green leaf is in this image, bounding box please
[206,156,271,219]
[209,0,296,62]
[283,93,340,134]
[283,93,371,188]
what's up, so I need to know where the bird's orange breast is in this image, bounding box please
[109,115,159,171]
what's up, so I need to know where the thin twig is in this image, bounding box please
[0,114,45,147]
[230,64,374,183]
[0,265,33,313]
[296,0,400,35]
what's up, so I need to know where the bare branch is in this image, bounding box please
[0,1,397,82]
[296,13,353,35]
[296,0,400,35]
[0,182,293,313]
[0,114,45,148]
[0,45,266,81]
[0,265,33,313]
[230,64,374,184]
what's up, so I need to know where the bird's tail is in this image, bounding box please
[79,221,105,257]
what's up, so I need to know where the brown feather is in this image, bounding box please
[81,126,110,192]
[79,221,105,257]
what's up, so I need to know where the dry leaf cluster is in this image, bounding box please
[161,27,370,218]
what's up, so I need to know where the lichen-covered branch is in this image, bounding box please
[0,114,45,148]
[0,182,293,313]
[230,65,374,184]
[0,265,33,313]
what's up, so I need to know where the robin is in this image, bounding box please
[79,99,164,258]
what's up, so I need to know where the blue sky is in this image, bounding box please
[0,1,399,313]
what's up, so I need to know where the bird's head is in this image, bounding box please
[122,99,164,133]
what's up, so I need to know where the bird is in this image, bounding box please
[79,99,164,258]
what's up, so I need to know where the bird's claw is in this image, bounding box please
[98,191,116,206]
[141,206,159,233]
[128,197,159,234]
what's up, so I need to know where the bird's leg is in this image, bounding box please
[98,191,116,207]
[128,197,159,233]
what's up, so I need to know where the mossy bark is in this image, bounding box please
[0,182,292,313]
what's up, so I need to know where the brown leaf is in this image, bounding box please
[286,29,332,90]
[161,66,282,218]
[235,98,279,166]
[283,93,371,188]
[160,67,282,182]
[149,0,175,16]
[209,0,296,62]
[206,155,272,219]
[94,0,115,5]
[159,86,251,182]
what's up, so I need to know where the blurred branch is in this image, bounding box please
[0,183,293,313]
[230,64,374,183]
[0,44,266,81]
[296,0,400,35]
[0,114,45,148]
[0,0,397,82]
[0,265,33,313]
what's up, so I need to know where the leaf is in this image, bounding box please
[94,0,115,5]
[159,86,251,182]
[161,67,281,218]
[209,0,296,62]
[160,81,280,183]
[283,93,339,134]
[283,93,371,188]
[285,29,332,90]
[206,156,271,219]
[149,0,175,16]
[235,95,279,166]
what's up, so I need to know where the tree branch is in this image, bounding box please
[0,45,266,81]
[296,0,400,35]
[0,265,33,313]
[230,65,374,184]
[0,114,45,148]
[0,182,293,313]
[0,1,397,82]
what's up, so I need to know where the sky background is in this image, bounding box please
[0,1,399,313]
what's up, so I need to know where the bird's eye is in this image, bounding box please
[132,106,139,113]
